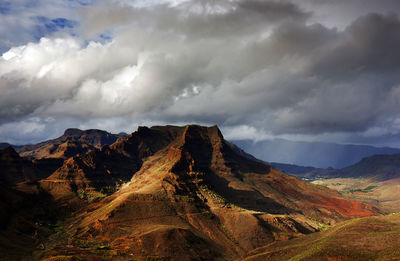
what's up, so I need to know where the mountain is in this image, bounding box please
[17,128,121,160]
[243,213,400,261]
[337,154,400,181]
[232,139,400,168]
[10,128,122,176]
[292,153,400,181]
[36,125,377,260]
[306,153,400,212]
[0,143,13,149]
[270,162,318,176]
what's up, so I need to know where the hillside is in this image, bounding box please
[338,154,400,181]
[0,184,68,261]
[0,147,68,260]
[313,177,400,213]
[34,125,377,260]
[0,146,45,187]
[243,213,400,261]
[303,154,400,213]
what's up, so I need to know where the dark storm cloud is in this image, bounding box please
[308,13,400,78]
[79,0,309,39]
[293,0,400,29]
[1,0,400,144]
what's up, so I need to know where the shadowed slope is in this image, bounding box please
[0,148,69,260]
[0,146,46,187]
[0,184,69,261]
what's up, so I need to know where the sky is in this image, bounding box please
[1,0,400,147]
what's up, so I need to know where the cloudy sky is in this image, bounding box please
[1,0,400,147]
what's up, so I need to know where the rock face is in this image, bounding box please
[39,125,378,260]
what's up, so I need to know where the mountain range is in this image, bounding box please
[276,153,400,182]
[268,152,400,213]
[0,125,379,260]
[233,139,400,168]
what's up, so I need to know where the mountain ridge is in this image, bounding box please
[0,125,381,260]
[16,128,121,159]
[36,125,378,260]
[233,139,400,168]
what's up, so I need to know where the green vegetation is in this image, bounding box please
[306,216,331,231]
[319,224,331,232]
[100,185,117,195]
[76,189,106,202]
[199,185,247,211]
[200,184,227,205]
[348,185,377,193]
[73,239,113,251]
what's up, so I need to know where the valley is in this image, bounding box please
[1,1,400,260]
[0,125,383,260]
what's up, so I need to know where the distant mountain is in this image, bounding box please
[232,139,400,168]
[338,154,400,181]
[9,128,122,175]
[294,153,400,181]
[16,128,121,160]
[270,162,317,175]
[291,154,400,212]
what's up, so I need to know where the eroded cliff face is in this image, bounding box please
[37,125,378,260]
[18,128,120,159]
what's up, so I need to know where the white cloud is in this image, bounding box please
[1,0,400,146]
